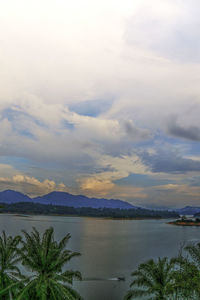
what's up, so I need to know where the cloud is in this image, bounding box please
[123,120,151,140]
[0,99,151,168]
[78,154,150,198]
[153,183,200,198]
[79,176,147,200]
[125,0,200,62]
[79,177,115,197]
[0,174,69,197]
[141,149,200,174]
[167,116,200,141]
[145,183,200,207]
[0,164,18,177]
[1,0,200,208]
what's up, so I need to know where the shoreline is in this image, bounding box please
[168,221,200,226]
[0,212,175,220]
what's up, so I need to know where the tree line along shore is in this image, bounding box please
[168,216,200,226]
[0,202,179,219]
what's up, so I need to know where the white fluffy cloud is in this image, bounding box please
[0,174,69,197]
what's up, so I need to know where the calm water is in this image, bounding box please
[1,214,200,300]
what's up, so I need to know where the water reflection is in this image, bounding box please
[1,215,200,300]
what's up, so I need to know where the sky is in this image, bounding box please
[0,0,200,208]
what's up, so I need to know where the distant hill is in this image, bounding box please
[0,190,181,218]
[1,190,199,217]
[175,206,200,216]
[33,191,138,209]
[0,190,31,203]
[0,190,136,209]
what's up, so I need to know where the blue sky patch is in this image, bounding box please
[114,173,171,187]
[68,99,113,117]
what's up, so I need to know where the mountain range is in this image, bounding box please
[175,206,200,216]
[0,190,199,215]
[0,190,136,209]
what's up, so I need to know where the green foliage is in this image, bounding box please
[125,242,200,300]
[174,242,200,299]
[18,227,82,300]
[171,255,199,299]
[124,257,175,300]
[0,232,24,299]
[0,228,83,300]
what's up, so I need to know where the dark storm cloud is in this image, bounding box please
[141,150,200,174]
[168,121,200,141]
[123,120,151,140]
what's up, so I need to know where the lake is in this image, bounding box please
[1,214,200,300]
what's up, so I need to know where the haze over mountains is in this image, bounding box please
[175,206,200,216]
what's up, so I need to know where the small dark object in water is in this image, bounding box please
[117,277,125,281]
